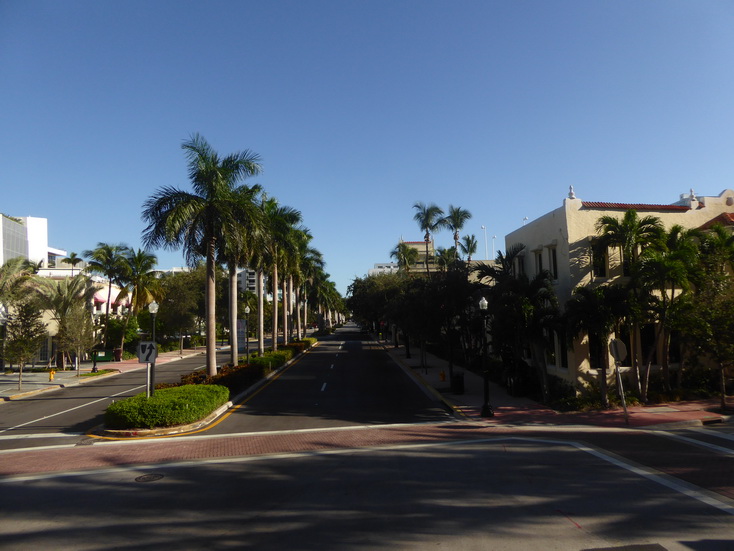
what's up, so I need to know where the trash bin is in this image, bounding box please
[113,348,122,362]
[451,372,465,394]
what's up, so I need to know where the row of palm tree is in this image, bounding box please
[391,203,476,273]
[142,134,343,376]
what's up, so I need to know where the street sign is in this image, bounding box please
[138,341,158,363]
[609,338,627,363]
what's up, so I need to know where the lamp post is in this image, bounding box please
[244,305,250,363]
[0,303,7,370]
[481,225,488,261]
[478,296,494,417]
[148,301,159,397]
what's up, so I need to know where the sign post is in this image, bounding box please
[609,338,629,425]
[138,341,158,398]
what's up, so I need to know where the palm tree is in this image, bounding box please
[258,197,302,350]
[62,252,84,276]
[565,284,628,408]
[444,205,472,262]
[218,184,263,366]
[459,234,478,261]
[116,248,162,353]
[83,242,130,348]
[35,274,98,369]
[142,133,263,376]
[596,209,664,275]
[390,242,419,272]
[413,202,446,275]
[0,257,35,369]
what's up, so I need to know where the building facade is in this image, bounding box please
[503,188,734,388]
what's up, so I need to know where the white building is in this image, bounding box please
[1,215,66,268]
[368,262,399,276]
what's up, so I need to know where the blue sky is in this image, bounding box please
[2,1,734,296]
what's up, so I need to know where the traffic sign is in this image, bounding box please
[138,341,158,363]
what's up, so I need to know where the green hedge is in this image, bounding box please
[105,385,230,429]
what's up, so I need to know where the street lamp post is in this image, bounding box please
[0,304,7,370]
[244,305,250,363]
[148,301,159,398]
[481,225,488,260]
[478,296,494,417]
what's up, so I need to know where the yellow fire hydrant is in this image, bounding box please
[49,369,56,382]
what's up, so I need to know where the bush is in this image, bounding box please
[105,385,230,429]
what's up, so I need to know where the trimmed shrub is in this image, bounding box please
[105,385,230,429]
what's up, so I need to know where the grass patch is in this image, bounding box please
[104,384,230,429]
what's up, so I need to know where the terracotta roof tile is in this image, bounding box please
[581,202,689,212]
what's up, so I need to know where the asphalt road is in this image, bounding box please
[0,350,231,451]
[206,330,451,435]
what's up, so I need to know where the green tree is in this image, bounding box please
[564,284,628,408]
[83,242,130,348]
[142,134,263,376]
[35,274,98,369]
[443,205,472,262]
[413,202,447,275]
[5,296,47,389]
[158,269,200,353]
[390,242,419,273]
[62,252,84,276]
[116,248,162,352]
[459,234,478,262]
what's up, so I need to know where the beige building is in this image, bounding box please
[503,187,734,388]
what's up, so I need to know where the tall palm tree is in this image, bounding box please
[62,252,84,276]
[83,242,130,348]
[218,184,263,366]
[459,234,478,262]
[413,202,446,275]
[390,242,419,272]
[116,248,162,352]
[444,205,472,262]
[142,133,263,376]
[258,197,302,350]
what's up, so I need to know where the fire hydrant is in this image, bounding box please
[439,370,446,382]
[49,369,56,382]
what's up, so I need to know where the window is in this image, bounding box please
[548,247,558,279]
[535,251,543,274]
[591,242,607,278]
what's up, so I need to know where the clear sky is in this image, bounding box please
[2,1,733,296]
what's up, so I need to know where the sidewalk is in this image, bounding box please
[0,348,205,402]
[382,338,732,429]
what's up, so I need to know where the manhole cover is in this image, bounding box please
[135,473,164,483]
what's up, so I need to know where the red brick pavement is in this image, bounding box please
[2,422,732,504]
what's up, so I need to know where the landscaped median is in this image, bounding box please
[100,338,317,437]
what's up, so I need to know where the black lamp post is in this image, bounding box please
[0,304,6,370]
[244,305,250,363]
[478,296,494,417]
[148,301,159,397]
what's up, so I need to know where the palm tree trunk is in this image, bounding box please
[205,239,217,376]
[281,279,287,346]
[257,269,265,355]
[295,287,303,340]
[271,263,279,351]
[229,263,238,367]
